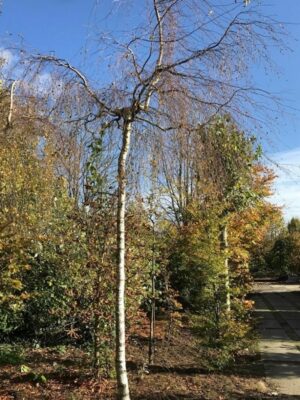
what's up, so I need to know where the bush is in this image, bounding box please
[191,302,253,371]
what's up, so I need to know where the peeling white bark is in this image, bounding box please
[221,224,231,312]
[116,119,132,400]
[8,80,17,127]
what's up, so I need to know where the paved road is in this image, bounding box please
[253,282,300,396]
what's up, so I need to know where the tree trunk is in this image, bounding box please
[149,221,156,365]
[93,312,101,376]
[116,119,132,400]
[148,272,156,365]
[221,224,231,312]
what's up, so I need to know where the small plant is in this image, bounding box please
[20,364,31,373]
[32,372,47,384]
[0,344,24,366]
[20,364,47,385]
[55,345,67,355]
[191,297,253,371]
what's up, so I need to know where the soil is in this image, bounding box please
[0,321,282,400]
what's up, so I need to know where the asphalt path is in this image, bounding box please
[253,282,300,396]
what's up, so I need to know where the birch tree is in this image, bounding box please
[198,116,260,311]
[10,1,284,398]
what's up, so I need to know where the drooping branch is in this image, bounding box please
[32,55,109,113]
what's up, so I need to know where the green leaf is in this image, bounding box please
[20,364,31,373]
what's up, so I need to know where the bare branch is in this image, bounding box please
[32,55,109,113]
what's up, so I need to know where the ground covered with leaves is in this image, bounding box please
[0,321,282,400]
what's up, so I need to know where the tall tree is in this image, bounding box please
[199,116,261,310]
[11,1,284,397]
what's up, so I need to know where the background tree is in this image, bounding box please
[198,116,261,311]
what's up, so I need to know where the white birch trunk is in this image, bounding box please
[221,224,231,312]
[8,80,18,127]
[116,119,132,400]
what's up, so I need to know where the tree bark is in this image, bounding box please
[116,118,132,400]
[149,218,156,365]
[221,224,231,312]
[148,272,156,365]
[7,80,18,127]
